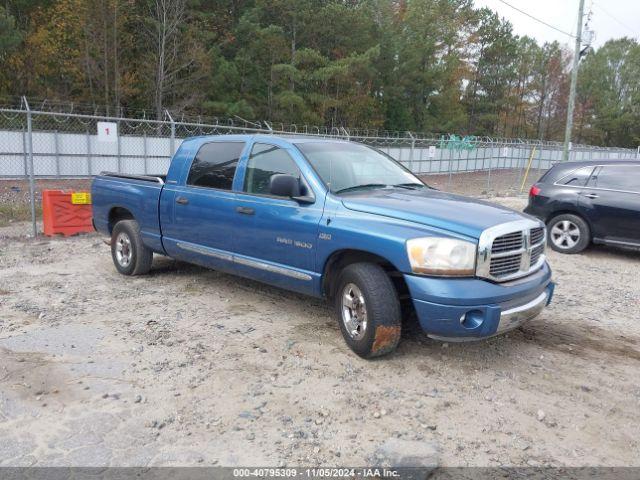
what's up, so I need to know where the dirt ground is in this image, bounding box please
[419,169,539,198]
[0,179,92,208]
[0,197,639,468]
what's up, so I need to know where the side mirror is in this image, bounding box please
[269,174,315,204]
[270,174,301,197]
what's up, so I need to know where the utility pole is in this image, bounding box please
[562,0,586,162]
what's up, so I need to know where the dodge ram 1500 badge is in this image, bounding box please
[92,135,554,358]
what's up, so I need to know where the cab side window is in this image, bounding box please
[588,165,640,193]
[244,143,303,196]
[558,166,594,186]
[187,142,245,190]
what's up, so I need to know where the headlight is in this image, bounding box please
[406,237,477,276]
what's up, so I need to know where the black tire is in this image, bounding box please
[333,263,401,358]
[110,219,153,275]
[547,213,590,254]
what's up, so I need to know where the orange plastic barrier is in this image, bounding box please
[42,190,94,236]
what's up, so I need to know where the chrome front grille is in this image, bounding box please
[490,253,522,276]
[477,219,546,282]
[491,231,523,254]
[530,243,544,267]
[530,227,544,246]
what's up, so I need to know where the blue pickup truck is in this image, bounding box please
[92,135,554,357]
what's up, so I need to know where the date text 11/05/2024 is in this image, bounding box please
[232,468,409,478]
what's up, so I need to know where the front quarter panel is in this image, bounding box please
[316,196,477,277]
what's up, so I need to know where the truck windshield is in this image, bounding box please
[295,141,426,194]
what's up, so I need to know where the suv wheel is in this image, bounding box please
[547,214,590,254]
[111,219,154,275]
[334,263,401,358]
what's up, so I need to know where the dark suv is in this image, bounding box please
[524,160,640,253]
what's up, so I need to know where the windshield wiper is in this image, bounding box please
[335,183,389,194]
[393,183,427,190]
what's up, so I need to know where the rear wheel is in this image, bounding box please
[333,263,401,358]
[547,214,590,254]
[111,219,153,275]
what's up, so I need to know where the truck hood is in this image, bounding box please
[341,188,527,239]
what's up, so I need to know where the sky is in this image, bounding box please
[473,0,640,49]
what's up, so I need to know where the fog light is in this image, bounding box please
[459,310,484,329]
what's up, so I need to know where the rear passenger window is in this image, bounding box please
[244,143,301,196]
[187,142,245,190]
[588,165,640,192]
[557,166,594,186]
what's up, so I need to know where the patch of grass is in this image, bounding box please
[0,204,42,227]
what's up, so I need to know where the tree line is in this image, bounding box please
[1,0,638,147]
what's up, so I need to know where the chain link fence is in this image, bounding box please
[1,98,638,239]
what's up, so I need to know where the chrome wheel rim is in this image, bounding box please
[115,232,132,267]
[550,220,580,250]
[341,283,368,340]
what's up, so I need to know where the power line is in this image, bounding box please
[495,0,577,39]
[593,2,637,38]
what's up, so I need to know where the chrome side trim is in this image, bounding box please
[234,256,313,281]
[476,218,546,283]
[177,242,233,262]
[594,237,640,248]
[557,185,640,196]
[176,242,312,281]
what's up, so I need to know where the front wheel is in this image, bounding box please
[547,214,590,254]
[111,219,153,275]
[334,263,401,358]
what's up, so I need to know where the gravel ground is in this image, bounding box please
[419,168,541,197]
[0,197,639,468]
[0,179,92,208]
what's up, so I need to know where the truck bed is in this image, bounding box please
[91,172,166,254]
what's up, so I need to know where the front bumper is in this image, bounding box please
[405,262,554,340]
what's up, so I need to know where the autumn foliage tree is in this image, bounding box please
[1,0,638,146]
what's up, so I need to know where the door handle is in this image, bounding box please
[236,206,255,215]
[583,193,599,199]
[176,196,189,205]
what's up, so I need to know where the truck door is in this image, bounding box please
[232,142,324,295]
[160,141,246,270]
[578,164,640,245]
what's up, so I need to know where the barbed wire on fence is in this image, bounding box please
[1,97,637,152]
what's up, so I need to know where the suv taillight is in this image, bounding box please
[529,185,541,197]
